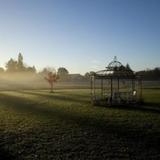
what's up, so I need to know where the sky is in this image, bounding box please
[0,0,160,74]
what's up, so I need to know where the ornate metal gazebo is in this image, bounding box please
[90,57,142,106]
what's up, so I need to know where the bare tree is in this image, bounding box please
[45,72,58,92]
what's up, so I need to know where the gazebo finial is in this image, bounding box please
[113,56,117,62]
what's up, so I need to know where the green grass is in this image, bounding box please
[0,88,160,159]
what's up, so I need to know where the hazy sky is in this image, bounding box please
[0,0,160,74]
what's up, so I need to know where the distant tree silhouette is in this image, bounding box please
[57,67,69,81]
[84,72,90,79]
[136,67,160,80]
[126,63,132,71]
[89,71,96,76]
[27,66,36,73]
[6,58,18,72]
[5,53,37,73]
[17,53,25,71]
[57,67,69,75]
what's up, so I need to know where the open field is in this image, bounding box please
[0,88,160,159]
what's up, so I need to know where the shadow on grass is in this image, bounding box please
[103,102,160,114]
[17,90,90,104]
[0,145,15,160]
[0,92,160,159]
[0,92,92,126]
[0,92,159,132]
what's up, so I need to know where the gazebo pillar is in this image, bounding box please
[131,78,135,92]
[139,78,143,101]
[91,75,96,104]
[117,77,119,92]
[110,78,113,103]
[101,78,103,98]
[90,76,93,103]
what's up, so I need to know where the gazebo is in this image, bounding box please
[90,57,142,106]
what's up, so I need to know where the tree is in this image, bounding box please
[17,53,25,71]
[45,72,58,92]
[43,67,58,92]
[89,71,96,76]
[57,67,69,80]
[84,72,90,79]
[5,53,24,72]
[57,67,69,76]
[5,58,18,72]
[27,66,36,73]
[126,63,132,71]
[5,53,37,73]
[136,67,160,80]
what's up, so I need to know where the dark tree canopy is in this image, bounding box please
[137,67,160,80]
[126,63,132,71]
[57,67,69,76]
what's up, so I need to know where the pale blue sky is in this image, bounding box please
[0,0,160,74]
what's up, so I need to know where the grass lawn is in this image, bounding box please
[0,88,160,159]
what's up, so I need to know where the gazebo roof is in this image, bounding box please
[92,57,135,79]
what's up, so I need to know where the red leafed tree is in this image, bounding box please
[45,72,58,92]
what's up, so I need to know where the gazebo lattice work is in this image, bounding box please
[90,57,142,106]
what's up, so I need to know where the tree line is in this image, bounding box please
[0,53,36,73]
[136,68,160,80]
[0,53,74,81]
[0,53,90,81]
[0,53,160,81]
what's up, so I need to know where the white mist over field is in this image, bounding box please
[0,73,48,90]
[0,72,90,90]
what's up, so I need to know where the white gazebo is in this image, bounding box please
[90,57,142,106]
